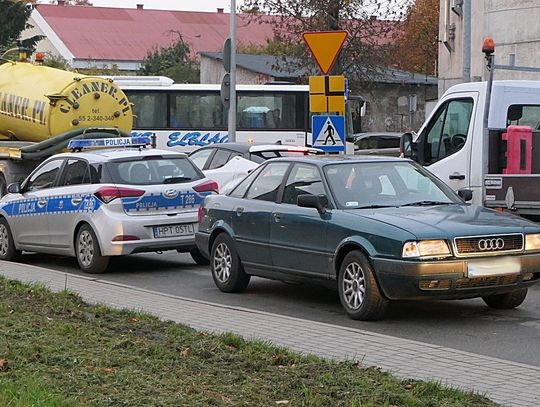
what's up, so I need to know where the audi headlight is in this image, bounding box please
[525,233,540,251]
[402,240,451,259]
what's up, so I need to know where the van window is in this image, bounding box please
[506,105,540,130]
[423,98,473,164]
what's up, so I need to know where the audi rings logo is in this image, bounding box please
[478,238,505,251]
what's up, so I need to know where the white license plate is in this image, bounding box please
[153,223,195,238]
[467,257,521,277]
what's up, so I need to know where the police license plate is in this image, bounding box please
[153,223,195,238]
[467,257,521,277]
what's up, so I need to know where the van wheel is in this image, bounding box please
[338,251,388,321]
[210,233,250,293]
[190,248,210,265]
[482,288,528,309]
[0,218,21,262]
[76,224,109,274]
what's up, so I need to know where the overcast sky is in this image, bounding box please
[86,1,241,12]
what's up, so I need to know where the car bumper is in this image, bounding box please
[195,231,211,259]
[372,253,540,300]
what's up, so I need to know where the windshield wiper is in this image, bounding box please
[401,200,454,207]
[163,176,192,184]
[355,204,397,209]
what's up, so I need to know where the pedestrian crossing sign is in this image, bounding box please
[312,115,345,152]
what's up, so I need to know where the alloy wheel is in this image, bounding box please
[0,224,8,257]
[213,242,232,283]
[342,261,366,310]
[78,229,94,267]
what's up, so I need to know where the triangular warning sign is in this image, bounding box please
[303,31,348,75]
[314,117,344,147]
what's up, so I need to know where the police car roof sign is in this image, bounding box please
[68,137,151,150]
[303,31,348,75]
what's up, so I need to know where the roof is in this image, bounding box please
[202,52,437,85]
[266,155,407,165]
[53,147,186,162]
[32,4,275,62]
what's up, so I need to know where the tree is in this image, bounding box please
[241,0,409,89]
[0,0,44,53]
[395,0,439,75]
[138,33,199,83]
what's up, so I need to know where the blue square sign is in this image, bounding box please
[312,115,345,152]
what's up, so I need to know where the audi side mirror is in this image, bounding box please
[297,194,327,214]
[458,188,473,202]
[400,132,413,158]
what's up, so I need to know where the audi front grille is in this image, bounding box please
[453,233,523,257]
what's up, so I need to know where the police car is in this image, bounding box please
[0,137,217,273]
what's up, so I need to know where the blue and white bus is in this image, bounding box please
[115,76,358,152]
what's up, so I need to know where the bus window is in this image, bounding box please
[237,92,305,130]
[128,92,167,128]
[170,92,225,129]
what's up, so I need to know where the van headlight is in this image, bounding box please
[402,240,451,259]
[525,233,540,251]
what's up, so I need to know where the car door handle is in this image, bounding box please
[449,173,465,180]
[273,213,281,222]
[37,199,47,208]
[235,207,244,216]
[71,197,82,205]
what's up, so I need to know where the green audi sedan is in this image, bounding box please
[196,156,540,320]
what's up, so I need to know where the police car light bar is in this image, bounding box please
[68,137,151,150]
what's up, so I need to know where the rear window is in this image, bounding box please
[104,156,204,185]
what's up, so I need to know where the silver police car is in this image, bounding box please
[0,138,217,273]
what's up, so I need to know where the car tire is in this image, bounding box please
[210,233,250,293]
[338,250,388,321]
[482,288,528,309]
[190,248,210,265]
[0,218,21,262]
[75,224,109,274]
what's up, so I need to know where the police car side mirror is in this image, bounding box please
[7,183,21,194]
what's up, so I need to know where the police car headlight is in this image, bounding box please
[525,233,540,251]
[402,240,451,259]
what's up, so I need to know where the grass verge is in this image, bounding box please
[0,277,497,406]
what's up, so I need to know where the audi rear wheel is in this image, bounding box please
[210,233,250,293]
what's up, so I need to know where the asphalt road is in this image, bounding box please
[19,250,540,367]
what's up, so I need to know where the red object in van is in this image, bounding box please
[502,125,532,174]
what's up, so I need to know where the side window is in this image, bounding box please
[424,98,473,164]
[245,162,290,202]
[207,149,232,170]
[506,105,540,130]
[282,164,325,205]
[127,92,167,128]
[189,149,214,170]
[26,159,63,192]
[60,159,90,186]
[228,166,263,198]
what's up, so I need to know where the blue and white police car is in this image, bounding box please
[0,137,218,273]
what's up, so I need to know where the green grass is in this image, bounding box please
[0,277,497,406]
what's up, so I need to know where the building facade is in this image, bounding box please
[439,0,540,96]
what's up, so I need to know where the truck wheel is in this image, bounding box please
[482,288,528,309]
[0,218,21,262]
[190,248,210,265]
[76,224,109,274]
[210,233,250,293]
[338,251,388,321]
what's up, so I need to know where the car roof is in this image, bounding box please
[51,147,187,163]
[265,155,408,166]
[190,142,318,155]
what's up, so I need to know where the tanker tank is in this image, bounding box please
[0,62,133,142]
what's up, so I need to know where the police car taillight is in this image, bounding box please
[94,186,145,203]
[193,180,219,194]
[198,206,204,223]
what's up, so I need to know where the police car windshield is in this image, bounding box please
[105,157,203,186]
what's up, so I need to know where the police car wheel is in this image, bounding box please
[190,248,210,265]
[0,218,21,261]
[76,224,109,274]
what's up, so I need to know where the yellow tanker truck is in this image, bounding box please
[0,51,133,194]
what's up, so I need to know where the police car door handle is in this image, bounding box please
[37,199,47,208]
[71,197,82,205]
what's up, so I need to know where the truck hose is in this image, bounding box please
[20,129,133,160]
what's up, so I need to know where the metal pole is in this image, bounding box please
[462,0,471,82]
[227,0,237,142]
[482,53,494,203]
